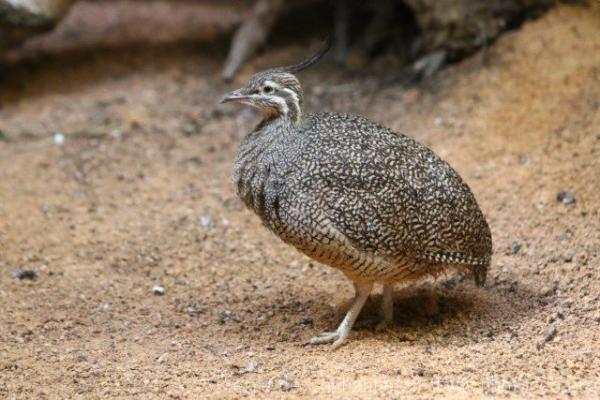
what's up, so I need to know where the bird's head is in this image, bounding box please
[219,40,330,124]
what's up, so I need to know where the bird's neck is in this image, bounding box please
[259,98,303,126]
[258,111,302,135]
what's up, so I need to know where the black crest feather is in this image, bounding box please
[280,38,331,74]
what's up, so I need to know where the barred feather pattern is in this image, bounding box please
[233,75,492,286]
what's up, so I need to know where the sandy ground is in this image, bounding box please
[1,3,599,399]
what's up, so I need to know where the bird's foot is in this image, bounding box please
[308,329,347,350]
[307,281,374,350]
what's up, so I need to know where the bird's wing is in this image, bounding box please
[294,114,491,265]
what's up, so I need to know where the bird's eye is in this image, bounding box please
[263,86,273,94]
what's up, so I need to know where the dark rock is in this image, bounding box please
[297,317,313,326]
[12,268,37,280]
[556,191,576,205]
[511,240,522,254]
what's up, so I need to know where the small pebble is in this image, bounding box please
[575,251,589,266]
[182,123,196,136]
[231,361,258,375]
[219,310,241,323]
[297,317,313,326]
[556,191,576,205]
[157,352,169,363]
[518,154,529,165]
[186,306,203,316]
[537,324,557,349]
[511,240,522,255]
[199,215,212,228]
[12,269,37,280]
[152,285,166,296]
[279,377,298,392]
[541,285,555,297]
[110,129,122,139]
[53,132,65,146]
[244,361,257,373]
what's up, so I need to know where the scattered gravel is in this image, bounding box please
[556,191,576,205]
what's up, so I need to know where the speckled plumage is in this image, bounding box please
[221,47,492,348]
[234,110,492,284]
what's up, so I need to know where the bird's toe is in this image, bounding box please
[308,331,339,345]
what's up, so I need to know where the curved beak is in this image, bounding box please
[219,89,247,104]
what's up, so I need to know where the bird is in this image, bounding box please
[219,41,492,349]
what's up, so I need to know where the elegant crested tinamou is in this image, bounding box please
[220,42,492,349]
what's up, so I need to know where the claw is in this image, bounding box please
[308,330,349,349]
[308,331,339,345]
[306,281,374,350]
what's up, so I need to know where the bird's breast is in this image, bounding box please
[233,137,291,225]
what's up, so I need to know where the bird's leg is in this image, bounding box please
[309,281,373,349]
[375,284,394,331]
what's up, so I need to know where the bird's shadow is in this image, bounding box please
[293,274,547,344]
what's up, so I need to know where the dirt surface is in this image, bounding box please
[1,3,599,399]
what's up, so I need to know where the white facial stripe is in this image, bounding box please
[263,80,281,89]
[281,88,299,103]
[270,97,289,114]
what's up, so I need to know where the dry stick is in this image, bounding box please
[221,0,283,81]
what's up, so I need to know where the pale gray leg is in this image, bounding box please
[309,281,374,349]
[375,284,394,331]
